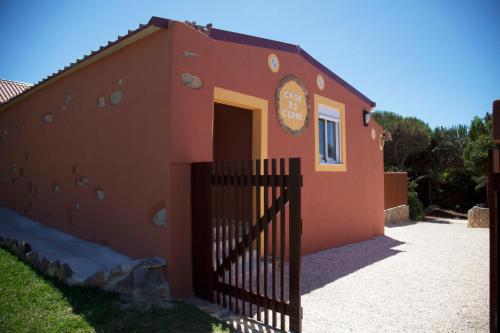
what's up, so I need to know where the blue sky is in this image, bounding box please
[0,0,498,128]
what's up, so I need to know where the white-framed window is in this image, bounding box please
[318,104,341,164]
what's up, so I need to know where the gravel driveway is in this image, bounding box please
[301,218,489,332]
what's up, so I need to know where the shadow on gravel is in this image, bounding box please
[300,235,404,295]
[385,220,417,228]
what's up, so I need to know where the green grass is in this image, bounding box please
[0,247,230,333]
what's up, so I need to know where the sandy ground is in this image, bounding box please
[301,219,489,332]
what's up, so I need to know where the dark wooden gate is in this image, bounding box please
[192,158,302,333]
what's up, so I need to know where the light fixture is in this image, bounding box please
[363,110,371,126]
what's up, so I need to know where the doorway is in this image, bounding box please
[213,103,253,161]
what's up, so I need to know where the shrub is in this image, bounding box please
[408,180,424,220]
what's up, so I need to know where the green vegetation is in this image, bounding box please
[0,247,229,333]
[373,111,496,215]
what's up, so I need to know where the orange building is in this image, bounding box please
[0,17,384,297]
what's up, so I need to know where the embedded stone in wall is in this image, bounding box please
[11,164,18,174]
[153,208,167,228]
[467,206,489,228]
[118,79,124,86]
[183,51,199,57]
[72,165,80,174]
[384,205,410,224]
[181,73,203,89]
[75,176,89,188]
[110,90,122,105]
[1,129,7,139]
[97,96,106,109]
[61,105,67,111]
[43,113,54,123]
[53,182,61,193]
[96,188,105,200]
[65,92,73,104]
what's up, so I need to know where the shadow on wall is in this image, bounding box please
[300,235,404,296]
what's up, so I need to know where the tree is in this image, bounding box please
[463,113,496,191]
[372,111,432,170]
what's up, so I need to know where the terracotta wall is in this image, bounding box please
[0,20,385,298]
[166,22,385,295]
[0,29,172,264]
[384,172,408,209]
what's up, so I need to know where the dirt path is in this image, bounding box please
[301,219,489,332]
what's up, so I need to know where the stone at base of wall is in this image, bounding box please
[0,236,170,308]
[467,206,489,228]
[384,205,410,224]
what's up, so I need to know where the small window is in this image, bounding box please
[318,104,341,164]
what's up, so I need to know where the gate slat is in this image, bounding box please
[279,158,286,330]
[271,159,277,327]
[235,161,241,314]
[222,161,227,308]
[248,160,254,317]
[215,162,221,305]
[263,159,269,325]
[255,159,262,321]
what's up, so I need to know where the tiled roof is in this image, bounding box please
[0,79,32,104]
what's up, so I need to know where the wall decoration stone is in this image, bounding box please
[61,105,67,111]
[65,92,73,104]
[183,51,199,57]
[153,208,167,228]
[53,182,61,193]
[468,206,489,228]
[11,164,18,174]
[75,176,89,188]
[97,96,106,109]
[181,73,203,89]
[43,113,54,123]
[1,129,7,139]
[110,90,122,105]
[72,165,80,174]
[267,53,280,73]
[96,188,105,200]
[316,74,325,91]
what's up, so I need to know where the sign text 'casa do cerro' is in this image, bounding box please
[275,75,311,136]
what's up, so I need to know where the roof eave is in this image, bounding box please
[0,18,170,113]
[209,28,376,108]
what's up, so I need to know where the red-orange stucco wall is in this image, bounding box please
[165,22,384,296]
[0,29,172,273]
[0,21,384,298]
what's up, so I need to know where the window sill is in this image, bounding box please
[315,162,347,172]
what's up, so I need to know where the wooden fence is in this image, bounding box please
[384,172,407,209]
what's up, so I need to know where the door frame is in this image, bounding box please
[213,87,268,161]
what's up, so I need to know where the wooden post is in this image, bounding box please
[191,162,213,301]
[488,149,499,333]
[288,158,302,333]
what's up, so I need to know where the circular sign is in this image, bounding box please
[316,74,325,91]
[275,75,310,136]
[268,53,280,73]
